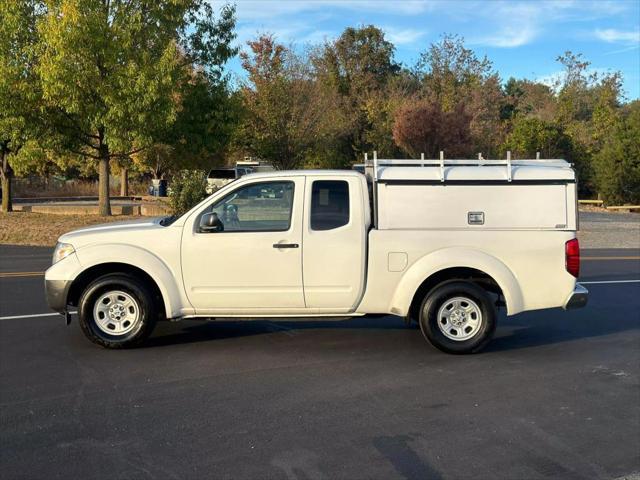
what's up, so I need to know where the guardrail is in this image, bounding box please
[605,205,640,212]
[579,200,639,212]
[12,196,143,204]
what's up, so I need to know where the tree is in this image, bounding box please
[501,78,556,122]
[9,141,56,178]
[590,74,623,148]
[315,25,400,96]
[0,0,43,212]
[555,52,597,125]
[414,35,505,156]
[131,143,174,180]
[36,0,236,215]
[238,35,334,170]
[467,74,506,157]
[362,72,420,159]
[501,117,571,158]
[114,157,132,197]
[130,63,241,181]
[554,52,622,146]
[416,34,493,109]
[393,99,473,158]
[593,101,640,204]
[313,26,400,160]
[167,71,240,169]
[501,116,581,169]
[168,169,208,215]
[302,83,353,169]
[134,16,240,178]
[552,51,623,193]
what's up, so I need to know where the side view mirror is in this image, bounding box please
[199,212,224,233]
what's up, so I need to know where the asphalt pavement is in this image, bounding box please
[0,245,639,479]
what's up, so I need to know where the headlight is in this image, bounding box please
[52,242,75,265]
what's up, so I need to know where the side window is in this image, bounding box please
[311,180,350,231]
[204,181,294,232]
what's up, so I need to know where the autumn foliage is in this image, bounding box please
[392,100,472,158]
[1,8,638,207]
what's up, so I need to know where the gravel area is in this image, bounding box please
[578,209,640,249]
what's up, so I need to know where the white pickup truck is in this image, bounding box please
[45,156,587,353]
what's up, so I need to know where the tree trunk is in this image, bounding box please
[1,149,13,213]
[120,166,128,197]
[98,144,111,216]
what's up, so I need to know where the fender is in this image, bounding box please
[74,243,189,318]
[390,247,525,316]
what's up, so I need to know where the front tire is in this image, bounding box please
[419,281,496,354]
[78,274,158,348]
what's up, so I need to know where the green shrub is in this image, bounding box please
[593,103,640,205]
[168,170,208,216]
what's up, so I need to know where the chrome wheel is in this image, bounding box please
[436,296,482,341]
[93,290,141,336]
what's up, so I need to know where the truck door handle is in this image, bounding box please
[273,243,299,249]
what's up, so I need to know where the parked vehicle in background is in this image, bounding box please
[206,161,274,194]
[206,168,236,194]
[45,154,587,353]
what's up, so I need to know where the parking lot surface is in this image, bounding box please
[1,245,639,479]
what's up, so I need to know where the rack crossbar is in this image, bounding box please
[374,159,569,166]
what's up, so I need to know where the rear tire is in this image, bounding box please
[419,281,496,354]
[78,274,157,349]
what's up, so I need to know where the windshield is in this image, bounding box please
[159,215,177,226]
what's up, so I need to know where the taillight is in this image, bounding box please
[565,238,580,277]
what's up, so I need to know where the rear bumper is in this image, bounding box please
[563,283,588,310]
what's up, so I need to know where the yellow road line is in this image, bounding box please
[0,272,45,278]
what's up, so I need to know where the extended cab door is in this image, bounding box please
[181,177,306,314]
[302,175,368,312]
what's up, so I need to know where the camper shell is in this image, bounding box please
[368,155,577,231]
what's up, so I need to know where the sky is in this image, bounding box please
[212,0,640,99]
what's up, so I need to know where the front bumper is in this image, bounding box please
[44,251,81,313]
[45,279,73,313]
[563,283,588,310]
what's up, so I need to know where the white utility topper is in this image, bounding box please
[45,152,587,353]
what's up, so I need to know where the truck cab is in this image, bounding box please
[45,156,587,353]
[185,171,369,315]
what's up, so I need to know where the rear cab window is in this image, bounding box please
[310,180,350,230]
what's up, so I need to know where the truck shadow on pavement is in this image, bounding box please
[142,300,639,353]
[143,315,417,349]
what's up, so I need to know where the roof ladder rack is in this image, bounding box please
[362,152,571,182]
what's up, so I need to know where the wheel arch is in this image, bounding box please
[68,244,188,319]
[390,247,525,318]
[68,263,167,318]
